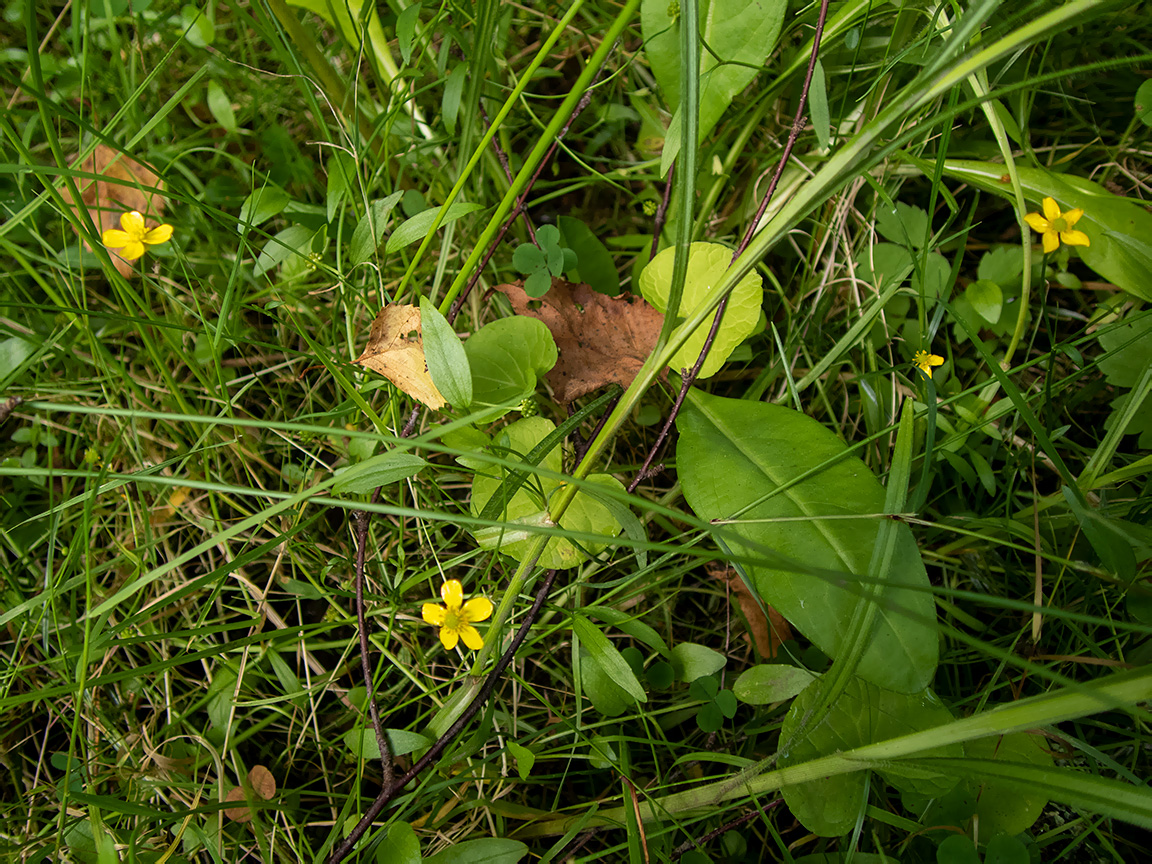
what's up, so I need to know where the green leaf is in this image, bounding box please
[253,225,315,277]
[420,296,472,409]
[671,642,726,682]
[638,242,762,379]
[936,835,980,864]
[856,243,912,292]
[557,216,620,296]
[238,186,289,233]
[677,390,938,693]
[469,417,623,569]
[0,336,36,386]
[464,316,557,418]
[396,2,421,65]
[206,79,236,133]
[651,0,788,175]
[941,161,1152,302]
[733,664,816,705]
[350,192,405,265]
[578,644,635,716]
[513,242,545,273]
[180,5,214,47]
[779,677,961,836]
[506,740,535,781]
[571,614,647,703]
[984,834,1029,864]
[810,58,830,150]
[907,739,1064,838]
[965,279,1003,324]
[332,451,426,495]
[442,63,468,135]
[423,838,527,864]
[524,270,552,298]
[344,728,431,760]
[876,201,929,249]
[325,152,357,223]
[1097,312,1152,389]
[386,202,483,253]
[580,606,668,656]
[374,821,420,864]
[1135,79,1152,127]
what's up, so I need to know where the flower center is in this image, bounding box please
[443,609,462,630]
[1051,217,1068,232]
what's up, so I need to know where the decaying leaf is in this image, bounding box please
[494,278,664,402]
[223,765,277,823]
[708,563,792,659]
[59,144,166,277]
[354,304,446,409]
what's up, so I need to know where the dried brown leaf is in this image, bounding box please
[494,278,664,402]
[222,765,276,823]
[708,563,792,658]
[353,304,446,409]
[59,144,166,277]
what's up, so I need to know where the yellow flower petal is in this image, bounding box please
[120,210,146,236]
[422,603,447,625]
[118,241,146,260]
[441,579,463,609]
[439,626,460,650]
[458,624,484,651]
[1041,197,1061,222]
[1042,231,1060,254]
[142,223,173,245]
[1060,229,1090,248]
[1062,207,1084,229]
[462,596,493,624]
[102,229,131,248]
[1023,212,1050,233]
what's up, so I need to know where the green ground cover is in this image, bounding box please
[2,1,1151,862]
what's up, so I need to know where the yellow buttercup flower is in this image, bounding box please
[912,349,944,379]
[1023,197,1089,254]
[102,210,173,261]
[421,579,493,651]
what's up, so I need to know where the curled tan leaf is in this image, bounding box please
[59,144,167,278]
[354,304,446,409]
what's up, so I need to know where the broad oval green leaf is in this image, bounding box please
[469,417,623,569]
[963,732,1052,838]
[464,316,557,418]
[670,642,726,682]
[254,224,315,277]
[331,451,426,495]
[237,185,289,233]
[344,728,431,760]
[639,242,762,378]
[374,822,420,864]
[941,160,1152,302]
[386,201,484,253]
[733,664,816,705]
[965,279,1003,324]
[779,677,961,836]
[420,296,472,409]
[577,644,635,717]
[676,390,938,693]
[423,838,527,864]
[649,0,788,174]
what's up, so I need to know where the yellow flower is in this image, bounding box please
[102,210,173,261]
[912,349,944,379]
[421,579,493,651]
[1023,197,1089,254]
